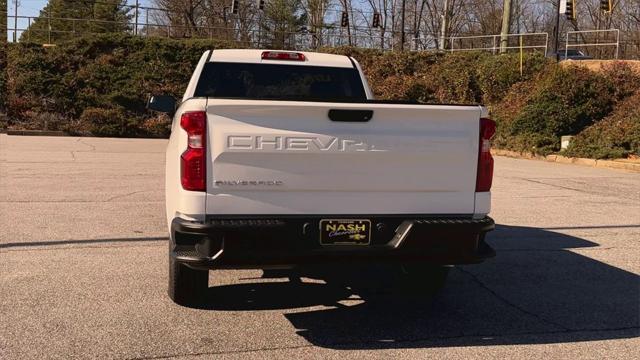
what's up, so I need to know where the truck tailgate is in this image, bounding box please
[205,100,481,215]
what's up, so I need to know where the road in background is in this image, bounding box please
[1,134,638,359]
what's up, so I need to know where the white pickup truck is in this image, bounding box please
[148,49,496,306]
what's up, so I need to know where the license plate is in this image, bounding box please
[319,219,371,245]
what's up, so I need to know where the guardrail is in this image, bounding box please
[565,29,620,59]
[447,33,549,55]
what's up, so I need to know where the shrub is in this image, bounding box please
[140,115,172,138]
[600,61,640,100]
[565,91,640,159]
[477,53,549,105]
[324,48,443,101]
[17,111,69,131]
[7,35,635,159]
[427,52,485,103]
[79,107,137,137]
[502,65,616,154]
[7,34,234,137]
[9,38,554,137]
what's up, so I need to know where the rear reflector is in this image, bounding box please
[476,118,496,192]
[180,111,206,191]
[261,51,306,61]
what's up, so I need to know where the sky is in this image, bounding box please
[8,0,45,41]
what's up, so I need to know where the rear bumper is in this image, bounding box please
[170,215,495,269]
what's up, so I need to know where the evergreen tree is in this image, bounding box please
[262,0,306,49]
[21,0,131,43]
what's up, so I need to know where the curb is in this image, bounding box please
[5,130,67,136]
[2,130,170,139]
[492,149,640,173]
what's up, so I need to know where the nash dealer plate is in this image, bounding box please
[319,219,371,245]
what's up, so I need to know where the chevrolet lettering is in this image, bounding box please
[226,135,385,152]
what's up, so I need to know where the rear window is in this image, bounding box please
[194,62,367,101]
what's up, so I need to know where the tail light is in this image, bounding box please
[261,51,306,61]
[476,118,496,192]
[180,111,206,191]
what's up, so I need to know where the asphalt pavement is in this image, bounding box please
[1,134,638,359]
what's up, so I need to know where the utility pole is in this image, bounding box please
[400,0,406,50]
[516,0,521,33]
[439,0,449,50]
[1,1,6,44]
[13,0,19,42]
[0,1,6,40]
[500,0,512,53]
[554,0,561,61]
[134,0,139,35]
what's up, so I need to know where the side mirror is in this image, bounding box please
[147,95,176,116]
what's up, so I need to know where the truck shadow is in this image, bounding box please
[199,225,640,348]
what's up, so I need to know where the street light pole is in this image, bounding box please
[500,0,512,53]
[134,0,139,35]
[14,0,19,42]
[554,0,561,61]
[400,0,406,50]
[439,0,449,50]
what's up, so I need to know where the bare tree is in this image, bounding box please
[421,0,466,49]
[301,0,330,47]
[360,0,396,48]
[339,0,353,45]
[153,0,207,37]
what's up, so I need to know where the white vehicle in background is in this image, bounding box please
[148,49,496,306]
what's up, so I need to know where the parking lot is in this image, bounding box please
[0,134,638,359]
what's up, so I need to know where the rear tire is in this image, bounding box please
[398,264,451,294]
[168,256,209,306]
